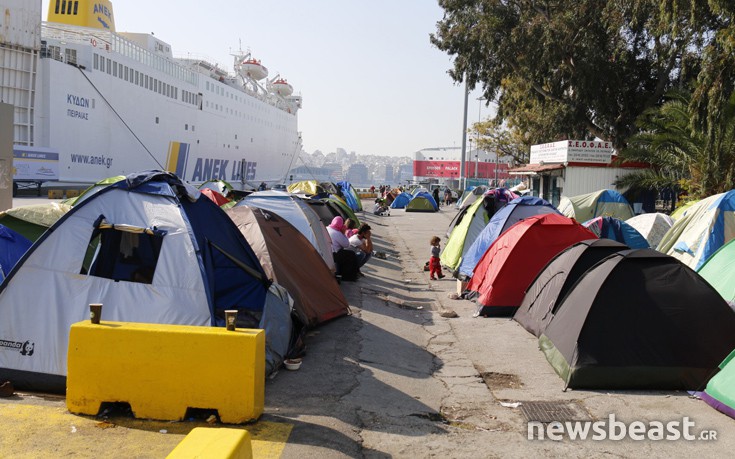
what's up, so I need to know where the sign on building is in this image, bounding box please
[530,140,613,165]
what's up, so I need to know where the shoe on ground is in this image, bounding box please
[430,276,437,280]
[438,274,445,279]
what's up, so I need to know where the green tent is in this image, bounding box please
[670,199,699,221]
[558,189,634,222]
[698,239,735,302]
[441,199,488,273]
[405,194,438,212]
[702,349,735,419]
[64,175,126,206]
[0,202,72,241]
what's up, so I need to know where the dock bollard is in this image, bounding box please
[90,303,102,324]
[225,310,237,331]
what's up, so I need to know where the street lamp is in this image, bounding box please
[476,97,485,180]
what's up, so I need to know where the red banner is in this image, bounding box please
[413,160,510,179]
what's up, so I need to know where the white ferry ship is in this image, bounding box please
[1,0,302,191]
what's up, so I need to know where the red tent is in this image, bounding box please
[467,213,597,317]
[200,188,230,206]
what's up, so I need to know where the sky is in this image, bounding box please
[42,0,492,157]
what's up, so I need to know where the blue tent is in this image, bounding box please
[406,191,439,212]
[583,216,649,249]
[390,192,413,209]
[336,180,361,211]
[458,196,559,278]
[0,224,32,279]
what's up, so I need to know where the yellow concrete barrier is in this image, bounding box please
[67,321,265,424]
[48,189,63,199]
[167,427,253,459]
[65,189,80,198]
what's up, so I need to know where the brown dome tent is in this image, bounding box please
[226,206,350,328]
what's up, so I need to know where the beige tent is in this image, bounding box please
[226,205,350,327]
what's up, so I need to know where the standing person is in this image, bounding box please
[349,223,373,274]
[429,236,445,280]
[370,185,376,194]
[327,217,358,281]
[432,187,441,207]
[444,188,452,206]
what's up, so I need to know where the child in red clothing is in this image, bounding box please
[429,236,445,280]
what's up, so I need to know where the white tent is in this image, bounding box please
[625,213,674,249]
[0,172,291,392]
[238,191,336,271]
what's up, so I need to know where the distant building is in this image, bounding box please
[509,140,648,208]
[346,163,369,186]
[385,164,394,183]
[413,147,512,186]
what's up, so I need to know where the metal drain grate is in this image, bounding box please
[519,401,590,423]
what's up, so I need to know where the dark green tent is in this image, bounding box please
[540,249,735,389]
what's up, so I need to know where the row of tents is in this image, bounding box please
[440,187,735,418]
[0,172,355,393]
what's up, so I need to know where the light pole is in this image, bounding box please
[476,97,485,181]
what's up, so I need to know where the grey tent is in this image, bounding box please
[514,239,629,337]
[540,249,735,390]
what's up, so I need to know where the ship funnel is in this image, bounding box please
[47,0,117,32]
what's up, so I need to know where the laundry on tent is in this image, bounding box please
[466,213,596,317]
[305,198,360,227]
[200,187,231,207]
[514,239,629,337]
[0,171,293,393]
[558,189,635,222]
[539,249,735,389]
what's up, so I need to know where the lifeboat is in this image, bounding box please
[239,58,268,80]
[272,78,293,97]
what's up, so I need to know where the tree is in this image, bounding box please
[470,117,529,165]
[431,0,707,149]
[617,90,735,199]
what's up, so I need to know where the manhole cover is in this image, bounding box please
[519,401,590,423]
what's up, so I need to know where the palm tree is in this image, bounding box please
[616,90,735,199]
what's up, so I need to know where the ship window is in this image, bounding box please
[93,54,98,70]
[192,126,195,132]
[73,1,79,15]
[106,58,111,74]
[125,67,129,81]
[61,0,66,14]
[185,124,188,131]
[55,0,60,14]
[155,117,159,124]
[99,56,105,72]
[118,63,123,78]
[134,71,139,85]
[112,62,117,77]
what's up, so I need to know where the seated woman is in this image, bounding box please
[343,218,358,238]
[326,217,359,281]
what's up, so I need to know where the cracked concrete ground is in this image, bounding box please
[269,202,735,458]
